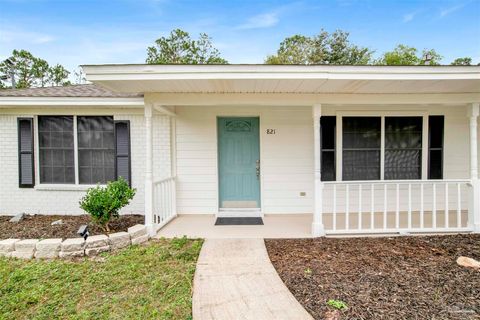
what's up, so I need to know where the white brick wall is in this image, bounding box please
[0,111,171,216]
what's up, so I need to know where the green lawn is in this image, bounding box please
[0,238,203,320]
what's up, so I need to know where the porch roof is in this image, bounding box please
[82,64,480,95]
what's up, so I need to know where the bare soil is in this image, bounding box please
[0,214,144,239]
[265,234,480,320]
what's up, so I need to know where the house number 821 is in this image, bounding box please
[266,129,276,134]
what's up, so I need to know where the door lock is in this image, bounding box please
[256,160,260,179]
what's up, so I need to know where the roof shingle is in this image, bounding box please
[0,84,143,98]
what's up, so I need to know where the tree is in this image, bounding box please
[146,29,227,64]
[376,45,442,65]
[266,35,315,64]
[73,67,87,84]
[0,49,37,88]
[451,57,472,65]
[265,29,374,65]
[32,58,50,87]
[49,64,71,86]
[0,49,71,88]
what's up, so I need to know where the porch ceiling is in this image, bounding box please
[83,64,480,95]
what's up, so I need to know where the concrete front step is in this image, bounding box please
[217,208,262,218]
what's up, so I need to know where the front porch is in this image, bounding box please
[156,214,312,239]
[148,102,480,238]
[81,64,480,237]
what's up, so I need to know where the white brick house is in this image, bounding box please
[1,64,479,237]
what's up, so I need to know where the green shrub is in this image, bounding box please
[327,299,348,310]
[79,177,136,232]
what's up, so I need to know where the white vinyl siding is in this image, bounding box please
[175,105,314,214]
[175,104,472,215]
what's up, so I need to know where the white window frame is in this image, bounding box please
[34,115,113,190]
[335,110,429,182]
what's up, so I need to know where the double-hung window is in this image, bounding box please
[38,116,75,184]
[77,116,115,184]
[321,115,443,182]
[38,116,115,185]
[342,117,381,181]
[384,117,422,180]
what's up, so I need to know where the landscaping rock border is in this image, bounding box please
[0,224,150,260]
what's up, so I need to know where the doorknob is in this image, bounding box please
[256,160,260,179]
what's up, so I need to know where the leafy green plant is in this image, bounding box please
[327,299,348,310]
[79,177,136,232]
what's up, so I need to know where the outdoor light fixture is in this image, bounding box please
[77,225,89,240]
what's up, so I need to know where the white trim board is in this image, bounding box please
[0,97,144,107]
[145,93,480,106]
[83,64,480,80]
[334,111,429,182]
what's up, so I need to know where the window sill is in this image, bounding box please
[34,184,105,191]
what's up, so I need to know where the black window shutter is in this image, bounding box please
[18,118,35,188]
[428,116,444,179]
[114,120,131,185]
[321,116,336,181]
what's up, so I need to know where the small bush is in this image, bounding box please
[79,177,136,232]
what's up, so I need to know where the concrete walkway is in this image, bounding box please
[192,238,313,320]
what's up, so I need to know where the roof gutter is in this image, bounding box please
[82,64,480,82]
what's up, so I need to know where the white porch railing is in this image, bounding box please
[322,179,473,235]
[153,176,177,229]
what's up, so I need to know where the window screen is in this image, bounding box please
[428,116,444,179]
[78,116,115,184]
[321,116,336,181]
[384,117,422,180]
[38,116,75,184]
[342,117,381,181]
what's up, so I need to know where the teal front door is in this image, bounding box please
[218,117,261,208]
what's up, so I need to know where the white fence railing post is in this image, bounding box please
[312,104,325,236]
[469,180,480,233]
[468,102,480,233]
[144,104,155,236]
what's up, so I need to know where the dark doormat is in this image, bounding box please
[215,217,264,225]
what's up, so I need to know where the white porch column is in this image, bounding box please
[312,104,325,236]
[468,102,480,233]
[144,103,155,236]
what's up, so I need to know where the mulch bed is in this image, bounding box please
[0,214,144,240]
[265,234,480,320]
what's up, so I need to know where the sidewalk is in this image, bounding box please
[192,238,313,320]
